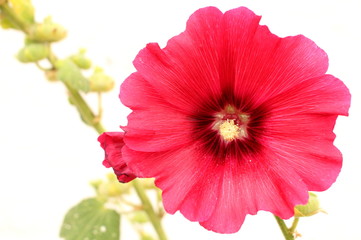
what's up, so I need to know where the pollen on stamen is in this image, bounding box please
[219,119,241,142]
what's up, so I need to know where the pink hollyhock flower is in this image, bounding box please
[98,132,136,183]
[100,6,351,233]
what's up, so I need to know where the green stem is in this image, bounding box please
[274,215,294,240]
[97,92,103,120]
[65,82,106,134]
[133,180,168,240]
[289,217,300,235]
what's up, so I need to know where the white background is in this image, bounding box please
[0,0,360,239]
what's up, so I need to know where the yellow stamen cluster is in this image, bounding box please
[219,119,241,142]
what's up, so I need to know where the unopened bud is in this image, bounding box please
[294,192,324,217]
[89,179,103,191]
[8,0,35,25]
[28,16,67,42]
[56,58,89,92]
[89,67,114,92]
[131,211,149,224]
[141,234,156,240]
[17,42,49,63]
[71,49,92,69]
[98,181,127,197]
[106,172,130,193]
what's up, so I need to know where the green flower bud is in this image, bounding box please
[71,49,92,69]
[28,16,67,42]
[89,67,114,92]
[8,0,35,25]
[106,172,131,193]
[294,192,324,217]
[106,172,118,182]
[96,173,132,197]
[140,234,156,240]
[56,58,89,92]
[89,179,103,191]
[98,181,124,197]
[131,211,149,224]
[17,42,49,63]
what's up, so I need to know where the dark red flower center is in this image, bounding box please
[190,93,268,163]
[211,104,250,142]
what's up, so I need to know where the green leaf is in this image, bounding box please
[56,59,89,92]
[60,198,121,240]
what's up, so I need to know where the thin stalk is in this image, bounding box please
[96,92,103,122]
[65,82,106,134]
[133,180,168,240]
[274,215,294,240]
[289,217,300,235]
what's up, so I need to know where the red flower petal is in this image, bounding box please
[120,73,165,110]
[122,144,222,221]
[131,7,224,113]
[265,74,350,116]
[200,150,309,233]
[263,74,350,190]
[98,132,136,183]
[106,6,351,233]
[233,33,330,105]
[121,101,194,152]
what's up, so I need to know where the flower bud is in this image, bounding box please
[98,181,124,197]
[17,42,49,63]
[106,173,131,193]
[71,49,92,69]
[89,67,114,92]
[56,58,89,92]
[131,211,149,224]
[8,0,35,25]
[294,192,324,217]
[89,179,103,191]
[141,234,156,240]
[28,16,67,42]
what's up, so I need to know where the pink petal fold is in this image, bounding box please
[98,132,136,183]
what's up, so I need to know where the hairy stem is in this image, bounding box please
[289,217,300,235]
[133,180,168,240]
[65,82,106,134]
[274,215,294,240]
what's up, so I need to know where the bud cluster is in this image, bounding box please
[1,0,115,127]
